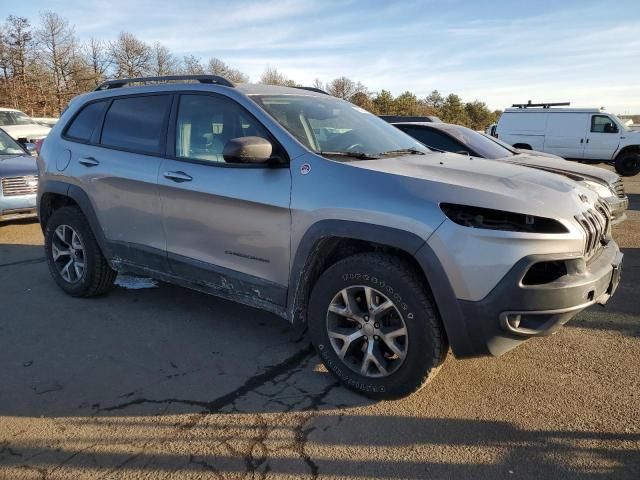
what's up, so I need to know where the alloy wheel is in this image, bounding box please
[326,285,408,378]
[51,224,86,284]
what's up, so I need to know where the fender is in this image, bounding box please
[38,179,113,259]
[286,219,477,357]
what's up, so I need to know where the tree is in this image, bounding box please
[350,91,375,112]
[464,100,495,131]
[440,93,469,125]
[394,91,420,116]
[372,89,395,115]
[207,57,249,84]
[424,90,444,111]
[181,54,205,75]
[83,38,110,86]
[36,11,78,113]
[109,32,150,78]
[312,78,324,91]
[150,42,179,76]
[260,66,296,86]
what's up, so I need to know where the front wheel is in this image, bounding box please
[308,253,448,399]
[615,152,640,177]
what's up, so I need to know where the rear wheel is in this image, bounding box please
[308,253,448,399]
[44,206,116,297]
[615,152,640,176]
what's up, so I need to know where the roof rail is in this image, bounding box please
[511,100,571,109]
[95,75,234,91]
[293,86,330,95]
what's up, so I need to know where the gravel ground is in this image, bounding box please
[0,165,638,479]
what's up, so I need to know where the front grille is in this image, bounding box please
[575,200,611,260]
[1,175,38,197]
[611,179,626,199]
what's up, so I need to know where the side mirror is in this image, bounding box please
[223,136,273,164]
[604,124,618,134]
[24,143,37,156]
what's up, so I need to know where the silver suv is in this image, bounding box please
[37,76,623,399]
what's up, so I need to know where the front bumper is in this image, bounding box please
[0,194,37,222]
[455,240,622,357]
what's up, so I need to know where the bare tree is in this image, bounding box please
[109,32,150,78]
[5,15,33,85]
[150,42,179,76]
[83,37,110,86]
[260,66,296,86]
[312,78,324,91]
[36,11,79,113]
[182,54,205,75]
[326,76,367,100]
[207,57,249,84]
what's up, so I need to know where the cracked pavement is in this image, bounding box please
[0,166,639,479]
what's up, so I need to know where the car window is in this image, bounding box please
[0,129,26,155]
[591,115,618,134]
[0,111,37,126]
[65,101,108,141]
[252,95,429,158]
[101,95,171,154]
[440,125,514,159]
[175,94,278,164]
[399,126,466,153]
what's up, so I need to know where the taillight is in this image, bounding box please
[35,138,44,155]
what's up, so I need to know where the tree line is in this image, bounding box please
[0,12,500,130]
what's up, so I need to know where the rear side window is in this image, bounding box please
[101,95,171,154]
[399,126,465,153]
[65,101,107,141]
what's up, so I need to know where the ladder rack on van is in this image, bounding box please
[94,75,235,91]
[511,101,571,109]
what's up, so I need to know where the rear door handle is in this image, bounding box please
[163,171,193,182]
[79,156,100,167]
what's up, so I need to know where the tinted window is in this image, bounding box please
[0,129,25,155]
[399,126,465,153]
[101,95,171,154]
[591,115,618,133]
[65,101,107,141]
[176,94,277,163]
[442,125,514,159]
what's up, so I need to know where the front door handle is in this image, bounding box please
[163,171,193,182]
[79,156,100,167]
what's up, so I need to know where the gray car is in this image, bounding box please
[0,128,39,222]
[37,76,623,398]
[394,122,629,224]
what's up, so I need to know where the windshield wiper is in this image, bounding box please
[379,148,427,156]
[319,151,380,160]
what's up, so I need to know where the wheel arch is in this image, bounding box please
[615,144,640,159]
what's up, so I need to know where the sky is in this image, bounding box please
[7,0,640,113]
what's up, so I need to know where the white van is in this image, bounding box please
[495,104,640,176]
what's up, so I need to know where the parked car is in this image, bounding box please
[0,128,39,222]
[0,108,51,143]
[494,103,640,176]
[379,115,441,123]
[394,122,629,224]
[32,117,59,128]
[38,75,622,398]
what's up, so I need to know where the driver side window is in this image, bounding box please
[591,115,618,134]
[176,94,276,163]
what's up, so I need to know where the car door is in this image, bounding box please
[158,93,291,306]
[583,114,622,161]
[541,113,588,159]
[68,94,172,271]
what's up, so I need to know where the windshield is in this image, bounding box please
[481,133,518,153]
[439,125,514,159]
[0,129,26,155]
[251,95,430,158]
[611,114,631,132]
[0,110,37,126]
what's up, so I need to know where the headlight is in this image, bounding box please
[582,180,614,198]
[440,203,568,233]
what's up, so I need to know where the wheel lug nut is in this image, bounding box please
[357,325,362,329]
[374,322,380,328]
[374,335,379,341]
[364,315,369,322]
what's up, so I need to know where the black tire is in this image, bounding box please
[614,152,640,177]
[308,253,448,399]
[44,206,116,297]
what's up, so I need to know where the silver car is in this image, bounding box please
[37,76,623,398]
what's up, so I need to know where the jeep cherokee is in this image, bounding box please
[37,75,623,399]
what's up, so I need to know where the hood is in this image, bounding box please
[505,154,619,185]
[2,124,51,141]
[0,154,38,177]
[347,152,600,219]
[514,149,559,159]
